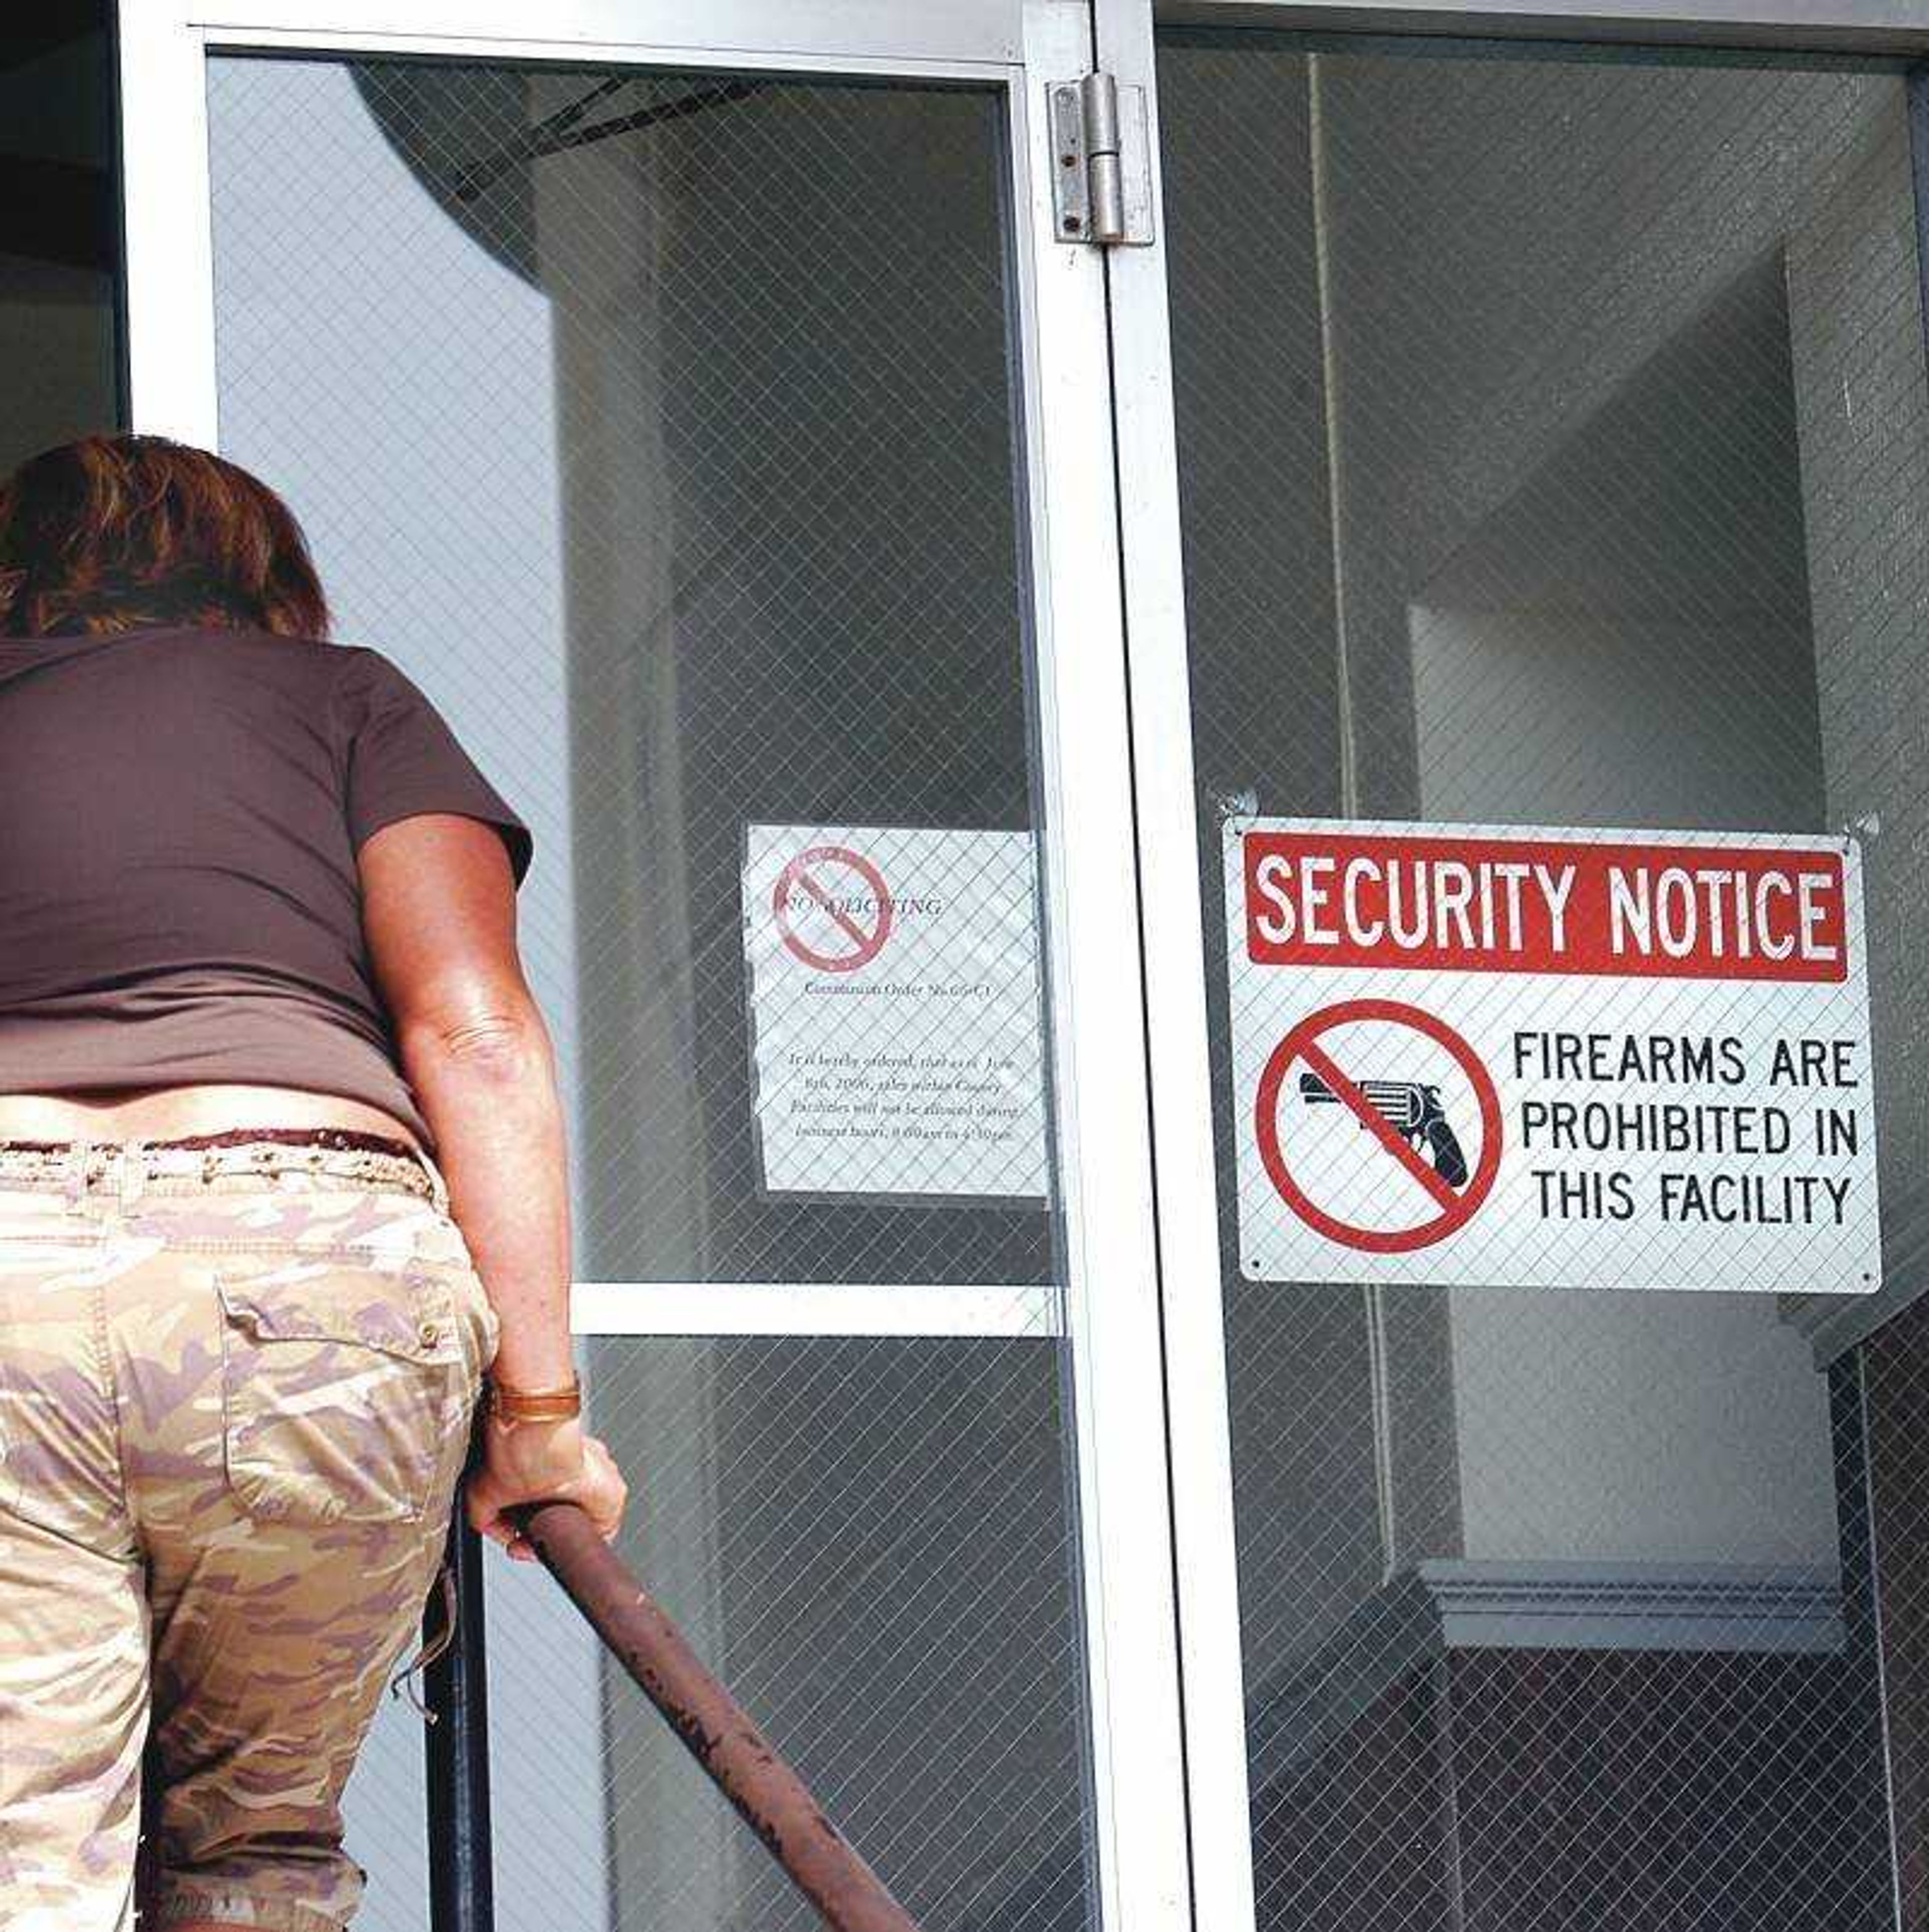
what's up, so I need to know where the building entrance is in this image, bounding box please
[117,2,1929,1928]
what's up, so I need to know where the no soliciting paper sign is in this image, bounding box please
[1225,819,1880,1295]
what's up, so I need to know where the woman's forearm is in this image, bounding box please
[402,1011,575,1388]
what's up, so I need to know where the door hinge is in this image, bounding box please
[1049,73,1154,247]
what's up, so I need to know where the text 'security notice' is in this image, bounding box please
[1226,818,1880,1294]
[742,824,1049,1203]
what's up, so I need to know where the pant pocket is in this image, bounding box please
[214,1260,468,1527]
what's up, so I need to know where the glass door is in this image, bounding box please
[1105,10,1929,1931]
[117,5,1191,1929]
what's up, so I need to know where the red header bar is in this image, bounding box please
[1242,830,1849,983]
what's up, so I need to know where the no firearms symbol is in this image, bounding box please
[1254,998,1502,1255]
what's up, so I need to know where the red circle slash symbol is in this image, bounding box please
[773,845,894,974]
[1254,998,1502,1254]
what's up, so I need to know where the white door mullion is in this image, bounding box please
[571,1280,1065,1339]
[1013,4,1195,1927]
[1092,4,1262,1930]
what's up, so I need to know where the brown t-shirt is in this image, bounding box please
[0,623,533,1150]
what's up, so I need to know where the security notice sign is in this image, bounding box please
[742,824,1049,1202]
[1225,819,1880,1294]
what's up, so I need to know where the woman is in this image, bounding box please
[0,432,626,1932]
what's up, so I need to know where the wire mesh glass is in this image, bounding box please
[1159,30,1926,1929]
[205,48,1093,1932]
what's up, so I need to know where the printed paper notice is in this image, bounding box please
[1225,817,1880,1294]
[742,824,1049,1202]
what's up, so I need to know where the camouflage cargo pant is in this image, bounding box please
[0,1133,501,1931]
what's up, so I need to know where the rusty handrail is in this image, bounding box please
[507,1499,925,1932]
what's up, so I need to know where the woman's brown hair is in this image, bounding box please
[0,432,331,639]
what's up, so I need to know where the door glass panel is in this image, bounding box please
[204,51,1094,1932]
[1158,31,1922,1927]
[208,52,1051,1292]
[589,1337,1092,1932]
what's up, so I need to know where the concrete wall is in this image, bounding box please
[1316,52,1919,1573]
[529,75,1091,1931]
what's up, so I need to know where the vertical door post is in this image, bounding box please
[1088,2,1261,1928]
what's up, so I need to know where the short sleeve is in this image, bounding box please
[334,647,533,887]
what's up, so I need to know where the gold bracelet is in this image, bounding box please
[486,1370,582,1426]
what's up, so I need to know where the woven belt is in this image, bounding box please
[0,1126,437,1200]
[0,1126,419,1159]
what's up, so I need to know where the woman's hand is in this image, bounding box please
[465,1414,628,1561]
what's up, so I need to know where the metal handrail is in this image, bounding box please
[424,1481,924,1932]
[514,1499,924,1932]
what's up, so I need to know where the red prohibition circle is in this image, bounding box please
[1254,997,1503,1254]
[772,845,894,974]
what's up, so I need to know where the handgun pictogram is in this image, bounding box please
[1299,1073,1470,1189]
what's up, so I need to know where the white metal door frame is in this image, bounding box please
[117,0,1037,453]
[1091,6,1929,1932]
[116,3,1194,1927]
[1078,7,1255,1925]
